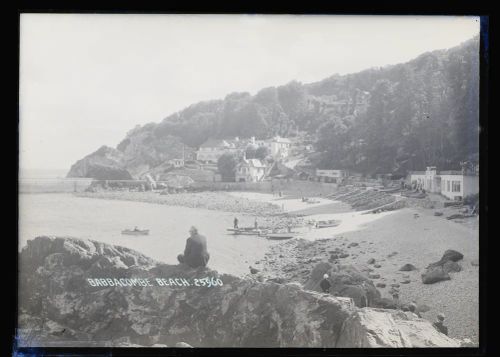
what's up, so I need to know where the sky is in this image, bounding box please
[19,14,480,172]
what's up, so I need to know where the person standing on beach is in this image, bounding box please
[254,218,258,230]
[320,274,331,293]
[433,313,448,335]
[177,226,210,268]
[234,217,239,229]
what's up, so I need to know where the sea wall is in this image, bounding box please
[18,236,460,348]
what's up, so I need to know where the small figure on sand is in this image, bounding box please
[320,274,331,293]
[177,226,210,268]
[392,291,400,305]
[406,303,421,319]
[254,218,258,230]
[433,313,448,335]
[234,217,239,229]
[278,191,282,198]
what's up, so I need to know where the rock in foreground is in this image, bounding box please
[19,236,461,348]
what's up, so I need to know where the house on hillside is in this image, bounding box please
[168,158,185,168]
[235,159,267,182]
[252,136,292,159]
[409,166,479,200]
[196,139,238,163]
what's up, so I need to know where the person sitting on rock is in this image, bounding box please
[320,274,331,293]
[177,226,210,268]
[433,313,448,335]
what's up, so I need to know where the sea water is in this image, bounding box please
[19,193,275,276]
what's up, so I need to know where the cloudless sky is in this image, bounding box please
[19,14,480,171]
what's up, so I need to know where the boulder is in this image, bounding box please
[367,258,376,264]
[421,267,451,284]
[442,261,462,273]
[440,250,464,263]
[399,264,417,271]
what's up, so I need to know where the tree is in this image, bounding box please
[255,146,269,160]
[245,145,257,159]
[217,153,238,182]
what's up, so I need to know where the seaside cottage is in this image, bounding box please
[408,166,479,201]
[235,159,267,182]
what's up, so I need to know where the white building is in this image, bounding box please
[409,166,479,201]
[196,139,238,163]
[235,159,267,182]
[168,158,185,168]
[316,169,348,183]
[253,136,291,159]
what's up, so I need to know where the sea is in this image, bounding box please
[19,172,275,276]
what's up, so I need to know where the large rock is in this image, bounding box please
[421,267,451,284]
[304,263,381,308]
[18,236,462,348]
[440,250,464,263]
[336,309,412,347]
[19,237,354,348]
[337,309,460,348]
[422,249,464,284]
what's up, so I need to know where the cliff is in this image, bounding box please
[18,236,461,348]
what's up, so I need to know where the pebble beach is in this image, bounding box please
[74,188,479,344]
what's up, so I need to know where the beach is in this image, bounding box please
[65,189,478,343]
[237,193,479,344]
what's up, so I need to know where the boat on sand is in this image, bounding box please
[266,233,294,240]
[315,219,341,228]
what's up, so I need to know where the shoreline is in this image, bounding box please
[59,190,478,343]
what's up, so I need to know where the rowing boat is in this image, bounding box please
[121,229,149,236]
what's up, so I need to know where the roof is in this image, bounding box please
[273,136,291,143]
[409,171,425,175]
[239,159,267,168]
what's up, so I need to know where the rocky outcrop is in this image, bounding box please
[304,263,381,308]
[66,146,132,180]
[18,236,461,348]
[337,309,460,347]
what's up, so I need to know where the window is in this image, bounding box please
[447,181,450,192]
[452,181,461,193]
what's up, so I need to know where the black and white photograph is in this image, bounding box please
[17,14,483,349]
